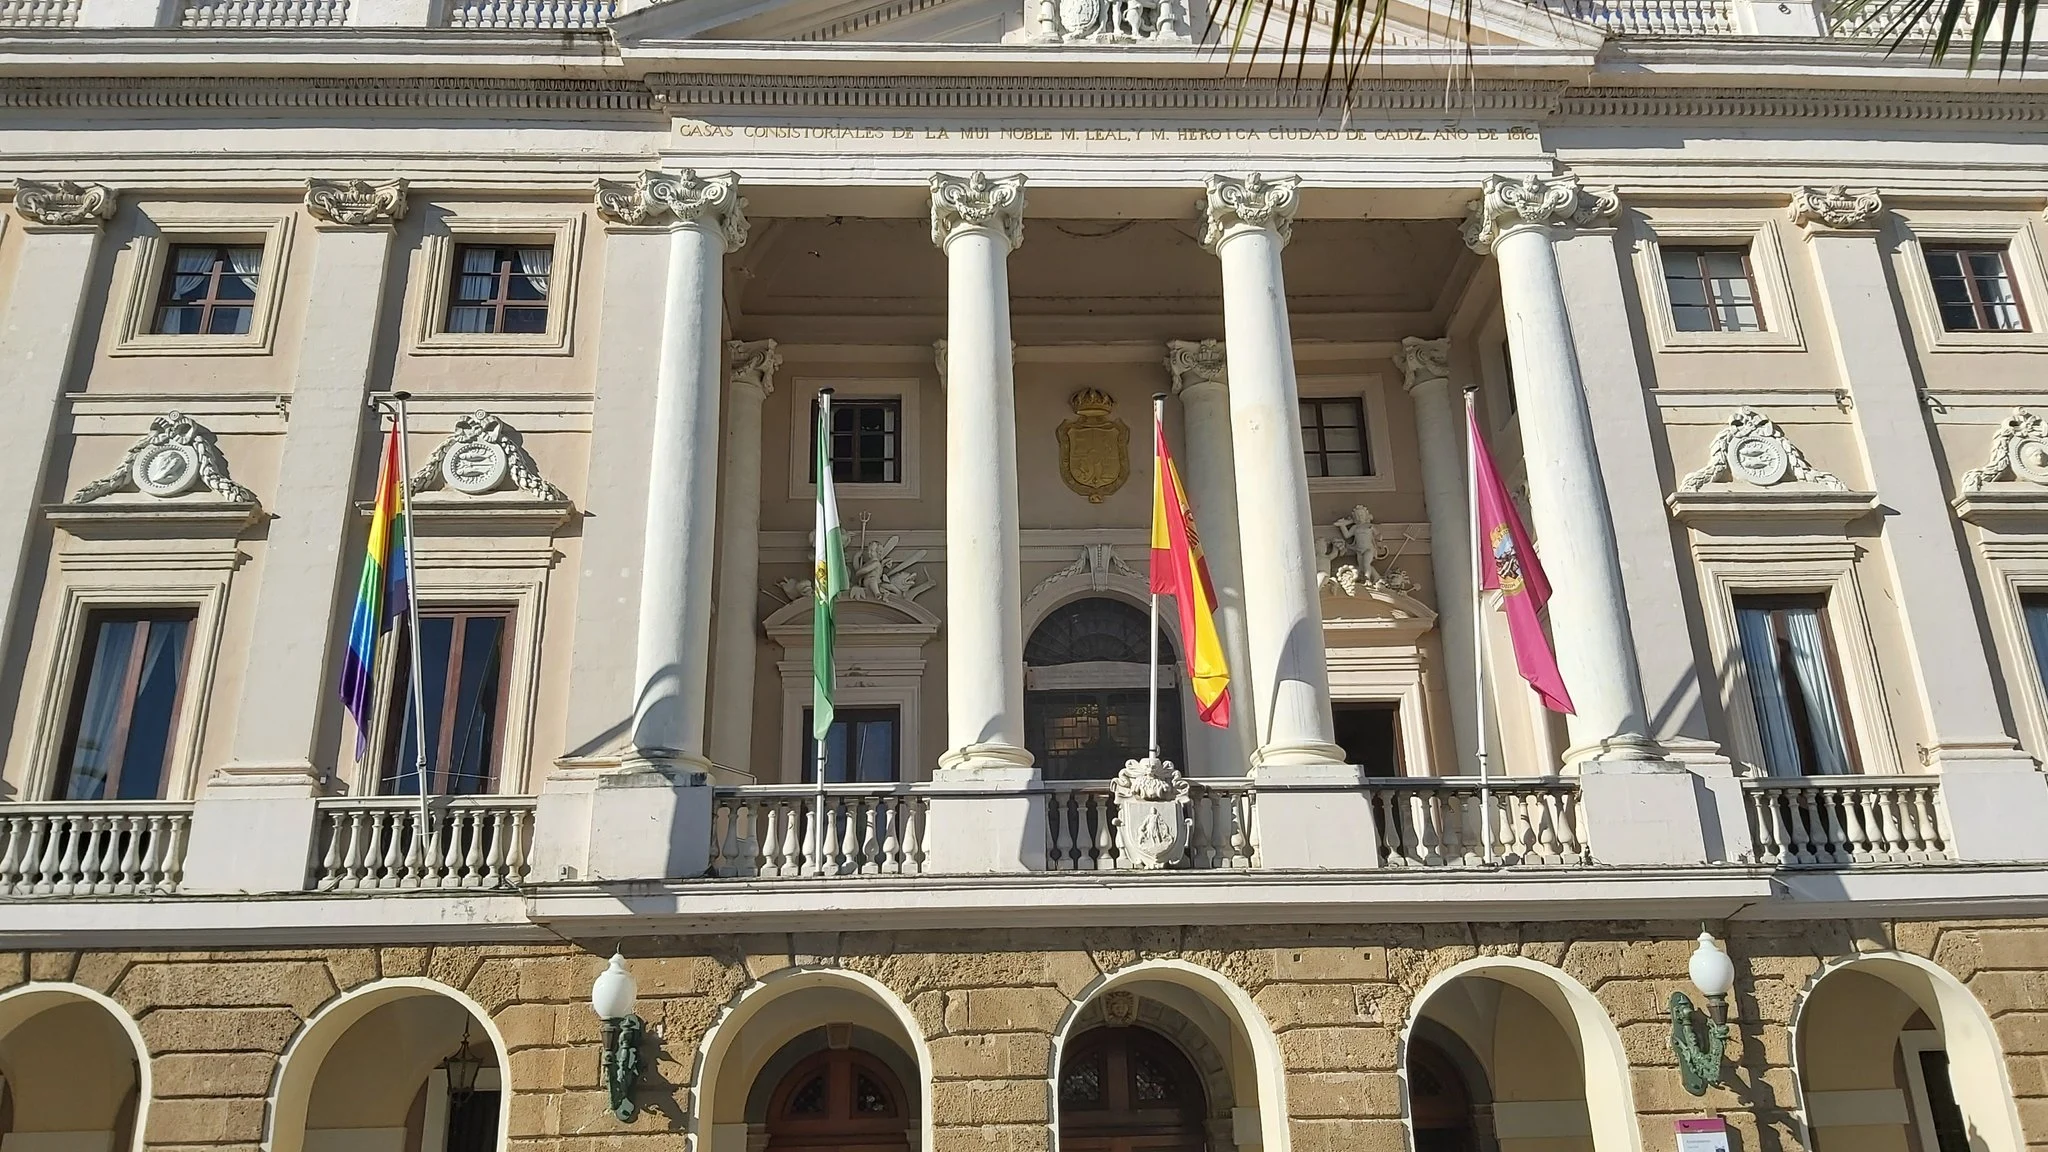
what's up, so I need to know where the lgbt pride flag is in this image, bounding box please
[1150,416,1232,728]
[340,421,413,753]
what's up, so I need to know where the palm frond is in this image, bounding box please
[1210,0,1473,110]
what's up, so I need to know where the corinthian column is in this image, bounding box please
[707,339,781,780]
[1395,337,1480,775]
[1463,174,1660,766]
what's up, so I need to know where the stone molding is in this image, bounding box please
[595,169,750,248]
[71,412,256,504]
[1200,172,1299,252]
[408,410,565,501]
[1395,336,1450,392]
[647,73,1567,113]
[1678,406,1846,492]
[1557,86,2048,122]
[0,77,654,111]
[729,339,782,397]
[929,171,1026,250]
[303,177,408,226]
[1163,338,1225,393]
[1026,542,1139,608]
[13,178,116,228]
[1788,185,1885,231]
[1461,173,1619,253]
[1959,408,2048,492]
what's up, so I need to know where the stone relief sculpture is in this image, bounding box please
[1960,409,2048,491]
[1027,543,1140,606]
[1679,407,1845,492]
[1025,0,1190,42]
[304,177,408,226]
[1316,504,1417,596]
[409,411,565,500]
[1113,754,1190,869]
[71,412,256,504]
[594,169,750,248]
[1057,388,1131,504]
[1787,185,1885,231]
[14,179,116,228]
[774,528,933,606]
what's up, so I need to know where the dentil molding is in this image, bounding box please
[304,177,408,226]
[1788,185,1885,231]
[1164,339,1225,392]
[408,410,565,501]
[1460,173,1618,254]
[71,412,256,505]
[929,171,1026,250]
[13,179,116,228]
[1395,336,1449,392]
[594,169,750,248]
[1200,172,1299,252]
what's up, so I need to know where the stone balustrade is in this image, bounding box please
[0,802,191,896]
[1745,776,1952,866]
[179,0,348,24]
[1368,777,1590,868]
[1548,0,1734,34]
[709,785,932,877]
[1042,779,1259,871]
[312,796,534,891]
[443,0,612,27]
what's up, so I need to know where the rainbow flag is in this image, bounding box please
[340,422,412,754]
[1150,416,1232,728]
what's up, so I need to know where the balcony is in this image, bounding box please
[0,802,192,896]
[1744,775,1953,866]
[312,795,536,890]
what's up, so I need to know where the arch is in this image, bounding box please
[1788,951,2026,1152]
[1402,956,1641,1152]
[1052,959,1290,1152]
[268,978,512,1152]
[0,982,152,1152]
[693,968,934,1152]
[1025,596,1186,780]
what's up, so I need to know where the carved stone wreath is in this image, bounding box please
[1961,408,2048,491]
[409,411,565,500]
[1679,407,1845,492]
[70,412,255,504]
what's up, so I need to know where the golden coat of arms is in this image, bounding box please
[1056,388,1130,504]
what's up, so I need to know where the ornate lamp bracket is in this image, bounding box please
[601,1013,645,1121]
[1668,990,1730,1097]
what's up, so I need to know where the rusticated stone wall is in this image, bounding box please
[2,917,2045,1152]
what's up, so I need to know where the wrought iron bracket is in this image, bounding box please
[1669,991,1729,1097]
[602,1013,645,1121]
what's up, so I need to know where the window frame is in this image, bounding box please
[1921,244,2030,334]
[1728,592,1862,776]
[1297,374,1394,494]
[50,608,200,802]
[786,377,924,502]
[113,211,293,357]
[1632,215,1804,352]
[800,705,903,783]
[374,605,517,797]
[151,243,266,338]
[808,395,906,487]
[1895,216,2048,352]
[1661,245,1767,334]
[410,213,581,356]
[444,244,555,338]
[1973,534,2048,765]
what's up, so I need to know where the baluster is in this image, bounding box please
[772,803,797,876]
[162,815,188,892]
[1870,788,1902,862]
[908,798,930,874]
[1813,787,1847,865]
[1371,792,1400,866]
[1556,790,1584,864]
[1777,789,1810,865]
[842,798,867,875]
[1049,795,1073,871]
[376,810,403,887]
[481,811,509,887]
[51,816,83,895]
[716,801,742,876]
[345,810,372,889]
[1913,788,1946,857]
[1829,788,1865,863]
[0,817,23,897]
[314,812,345,890]
[21,816,51,894]
[464,810,488,886]
[880,797,904,874]
[442,810,466,886]
[1198,794,1222,869]
[113,814,144,894]
[138,814,168,891]
[1097,793,1121,868]
[798,800,819,876]
[1412,792,1440,867]
[1748,790,1779,865]
[86,815,115,893]
[1538,792,1567,864]
[1076,795,1100,869]
[734,802,760,877]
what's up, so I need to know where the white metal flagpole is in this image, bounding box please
[389,392,435,861]
[1148,395,1167,763]
[1465,386,1495,866]
[813,389,832,877]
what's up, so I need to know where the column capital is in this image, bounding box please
[1395,336,1450,393]
[727,339,781,399]
[930,172,1026,251]
[13,179,116,229]
[1164,338,1227,395]
[1788,185,1885,233]
[1461,174,1619,254]
[595,169,749,249]
[304,177,408,227]
[1200,173,1300,253]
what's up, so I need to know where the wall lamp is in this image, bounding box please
[591,951,644,1122]
[1669,929,1736,1097]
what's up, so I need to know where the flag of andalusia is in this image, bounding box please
[812,391,847,741]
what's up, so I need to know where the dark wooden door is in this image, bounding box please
[1409,1038,1477,1152]
[765,1049,913,1152]
[1059,1028,1208,1152]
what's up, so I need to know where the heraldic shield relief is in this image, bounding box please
[1057,387,1131,503]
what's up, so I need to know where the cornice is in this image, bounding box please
[0,75,655,112]
[644,72,1570,113]
[1560,84,2048,123]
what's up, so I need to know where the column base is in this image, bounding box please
[1562,731,1665,765]
[531,757,713,883]
[1249,758,1381,870]
[181,763,322,894]
[936,740,1035,777]
[1573,758,1711,866]
[928,744,1042,873]
[1249,739,1349,772]
[1927,743,2048,863]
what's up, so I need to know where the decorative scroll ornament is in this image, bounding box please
[1164,339,1226,392]
[1961,408,2048,490]
[1057,388,1131,504]
[1316,504,1417,596]
[594,170,750,249]
[1027,0,1190,44]
[1395,336,1450,391]
[1788,185,1885,231]
[1113,755,1190,869]
[1679,407,1845,492]
[775,530,932,606]
[1027,542,1140,606]
[71,412,255,504]
[1200,173,1301,252]
[304,178,408,226]
[14,179,115,228]
[728,339,781,397]
[409,411,565,500]
[929,171,1026,250]
[1461,173,1620,254]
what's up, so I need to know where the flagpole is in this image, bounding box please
[813,388,833,877]
[1148,395,1167,762]
[1465,386,1494,867]
[389,392,434,856]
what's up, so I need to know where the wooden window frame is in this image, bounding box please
[1923,244,2031,333]
[378,606,516,797]
[1731,592,1863,776]
[800,705,902,783]
[1299,396,1371,479]
[52,609,198,801]
[445,244,552,336]
[151,243,263,337]
[808,396,905,486]
[1661,246,1766,334]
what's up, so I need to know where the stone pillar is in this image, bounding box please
[0,183,114,703]
[1395,337,1481,776]
[1790,185,2048,862]
[185,180,407,894]
[1165,339,1258,767]
[1203,173,1378,869]
[533,171,745,883]
[924,172,1042,873]
[706,340,781,781]
[1466,173,1704,866]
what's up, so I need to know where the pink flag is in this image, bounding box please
[1470,409,1576,714]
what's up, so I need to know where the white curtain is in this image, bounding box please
[1736,607,1802,777]
[170,247,215,299]
[1783,609,1853,775]
[448,247,500,334]
[515,246,552,298]
[62,623,139,800]
[226,246,262,294]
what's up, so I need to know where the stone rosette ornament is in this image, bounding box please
[71,412,256,504]
[1113,755,1190,869]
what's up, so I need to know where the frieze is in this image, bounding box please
[644,73,1568,114]
[0,77,654,112]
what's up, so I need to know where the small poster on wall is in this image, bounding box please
[1676,1117,1731,1152]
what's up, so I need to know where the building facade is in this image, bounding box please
[1,2,2048,1151]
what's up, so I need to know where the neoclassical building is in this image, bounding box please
[1,1,2047,1151]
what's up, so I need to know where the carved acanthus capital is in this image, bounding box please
[13,179,116,228]
[72,412,255,504]
[595,170,749,249]
[1460,174,1619,254]
[1164,339,1226,394]
[304,178,408,227]
[1200,173,1300,252]
[1788,186,1885,232]
[728,339,781,398]
[930,172,1026,251]
[1395,337,1450,393]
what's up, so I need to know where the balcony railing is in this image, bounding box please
[313,796,535,891]
[1043,778,1259,870]
[711,785,932,876]
[1368,777,1589,867]
[179,0,348,25]
[1745,776,1951,866]
[0,802,192,896]
[1547,0,1735,34]
[0,0,78,24]
[443,0,613,27]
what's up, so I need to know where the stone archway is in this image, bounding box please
[1059,1026,1209,1152]
[0,984,149,1152]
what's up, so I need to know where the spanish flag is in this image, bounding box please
[1151,415,1232,728]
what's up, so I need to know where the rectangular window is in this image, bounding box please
[380,608,512,796]
[152,244,262,335]
[1299,397,1369,478]
[810,398,903,485]
[1925,246,2028,332]
[801,707,901,783]
[446,244,552,335]
[1662,246,1764,333]
[1333,702,1402,778]
[1733,595,1857,776]
[53,610,197,800]
[2023,594,2048,705]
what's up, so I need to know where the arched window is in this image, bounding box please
[765,1048,912,1152]
[1025,598,1183,781]
[1058,1027,1207,1152]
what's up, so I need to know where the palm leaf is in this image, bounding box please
[1212,0,1454,109]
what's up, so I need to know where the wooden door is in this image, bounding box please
[765,1049,913,1152]
[1058,1028,1208,1152]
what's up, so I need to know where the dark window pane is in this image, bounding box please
[1923,250,1963,278]
[152,244,262,337]
[54,611,194,801]
[1334,702,1402,778]
[1665,276,1711,308]
[1926,246,2030,333]
[801,707,900,783]
[809,397,904,485]
[446,244,555,335]
[1671,304,1716,333]
[1299,397,1370,479]
[382,610,509,796]
[1918,1050,1971,1152]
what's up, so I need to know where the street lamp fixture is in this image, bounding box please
[591,950,644,1122]
[1669,929,1735,1097]
[440,1022,484,1106]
